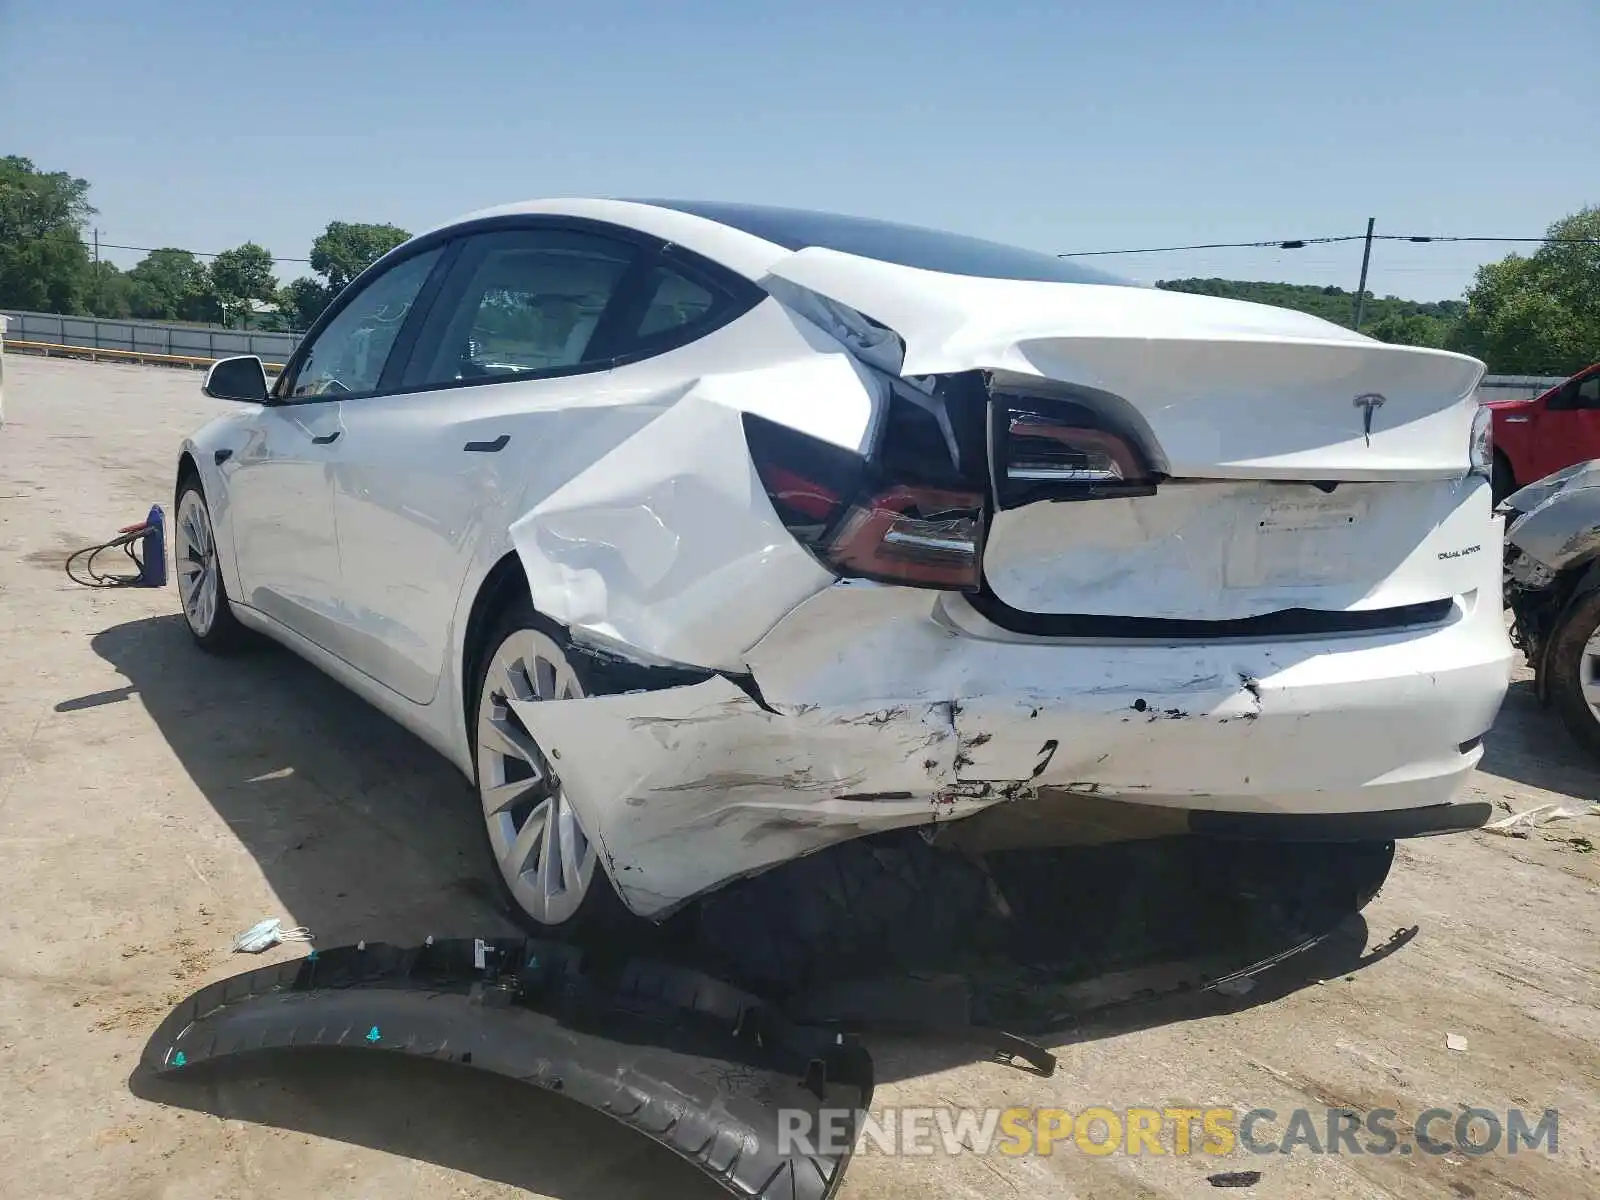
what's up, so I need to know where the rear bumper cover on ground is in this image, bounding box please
[142,939,873,1200]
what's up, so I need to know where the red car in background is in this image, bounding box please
[1489,363,1600,503]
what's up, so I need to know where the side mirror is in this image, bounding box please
[203,355,270,403]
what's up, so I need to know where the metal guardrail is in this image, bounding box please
[4,338,286,373]
[1477,375,1566,402]
[0,308,299,363]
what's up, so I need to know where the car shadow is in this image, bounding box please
[1478,678,1600,803]
[127,1051,728,1199]
[73,614,518,947]
[80,614,1400,1197]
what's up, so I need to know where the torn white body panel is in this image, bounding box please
[507,677,991,916]
[507,389,837,672]
[497,293,891,671]
[515,537,1512,919]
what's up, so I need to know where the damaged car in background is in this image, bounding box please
[1503,460,1600,760]
[173,199,1515,934]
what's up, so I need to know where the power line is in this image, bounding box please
[97,240,312,265]
[1058,235,1364,257]
[1378,235,1600,245]
[1058,232,1600,258]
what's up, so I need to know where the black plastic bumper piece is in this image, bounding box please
[140,938,874,1200]
[1188,801,1493,842]
[970,590,1454,641]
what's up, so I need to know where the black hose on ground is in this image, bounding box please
[65,525,152,587]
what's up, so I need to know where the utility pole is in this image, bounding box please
[92,227,101,314]
[1352,217,1375,331]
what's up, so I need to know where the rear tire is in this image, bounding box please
[468,596,637,939]
[174,479,246,653]
[1544,589,1600,763]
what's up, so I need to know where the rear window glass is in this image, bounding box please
[634,200,1129,286]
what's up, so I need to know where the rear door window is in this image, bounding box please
[600,255,752,360]
[636,266,718,338]
[402,230,637,388]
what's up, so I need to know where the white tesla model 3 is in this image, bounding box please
[175,199,1513,932]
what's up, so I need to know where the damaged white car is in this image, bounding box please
[176,199,1514,932]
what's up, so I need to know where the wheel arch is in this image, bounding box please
[460,553,719,736]
[461,552,537,733]
[176,448,201,497]
[174,445,247,603]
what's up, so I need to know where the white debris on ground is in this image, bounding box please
[1483,802,1600,836]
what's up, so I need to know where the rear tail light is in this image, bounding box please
[743,413,986,591]
[993,398,1157,506]
[1469,405,1493,479]
[829,485,985,589]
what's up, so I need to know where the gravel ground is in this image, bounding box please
[1,355,1597,1199]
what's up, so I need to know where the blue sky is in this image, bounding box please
[3,0,1595,300]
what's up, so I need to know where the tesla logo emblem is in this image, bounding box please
[1353,393,1386,445]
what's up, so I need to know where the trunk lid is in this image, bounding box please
[765,248,1491,624]
[766,246,1485,479]
[979,477,1489,622]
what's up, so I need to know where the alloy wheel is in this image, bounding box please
[175,489,219,638]
[475,628,597,926]
[1580,627,1600,726]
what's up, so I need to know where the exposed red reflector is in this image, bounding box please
[762,464,840,521]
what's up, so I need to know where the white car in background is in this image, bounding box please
[174,199,1514,933]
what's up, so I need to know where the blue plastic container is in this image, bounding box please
[141,503,167,587]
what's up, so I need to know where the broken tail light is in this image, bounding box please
[829,484,985,589]
[743,413,986,591]
[993,396,1158,507]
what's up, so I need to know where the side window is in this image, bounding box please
[281,247,442,399]
[404,230,635,387]
[612,259,747,359]
[636,266,717,338]
[1577,376,1600,409]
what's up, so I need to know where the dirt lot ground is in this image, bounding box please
[1,355,1597,1199]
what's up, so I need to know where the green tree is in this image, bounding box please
[85,261,133,318]
[127,248,215,321]
[208,243,277,327]
[310,221,411,293]
[1365,311,1448,349]
[276,276,333,331]
[1156,277,1462,332]
[0,155,94,312]
[1447,207,1600,374]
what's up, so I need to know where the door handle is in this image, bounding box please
[311,430,342,445]
[464,434,510,453]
